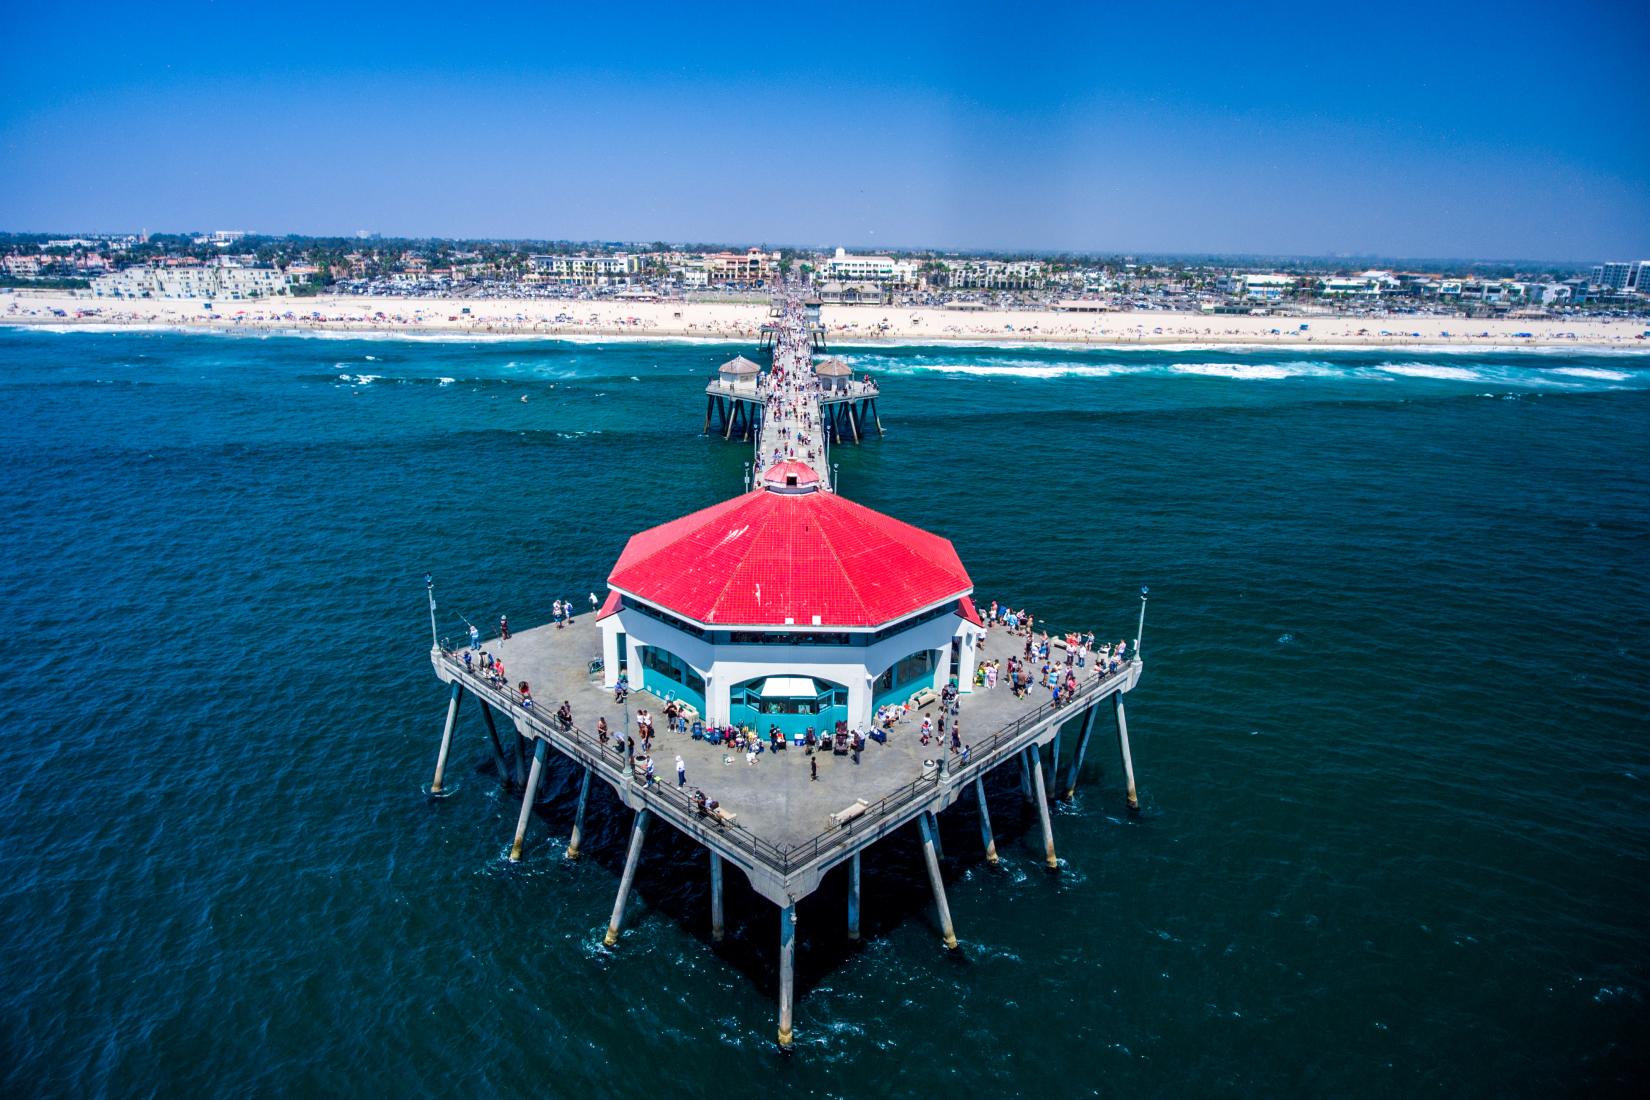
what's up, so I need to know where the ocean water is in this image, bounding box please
[1,327,1647,1095]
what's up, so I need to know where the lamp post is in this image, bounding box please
[425,573,438,650]
[743,461,751,493]
[833,462,840,494]
[1134,586,1149,659]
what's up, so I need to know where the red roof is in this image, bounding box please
[957,595,983,627]
[763,460,820,486]
[608,488,971,628]
[595,590,622,621]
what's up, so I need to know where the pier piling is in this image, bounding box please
[1026,746,1058,869]
[1115,694,1140,813]
[847,852,861,941]
[710,851,725,943]
[508,739,548,862]
[1064,704,1099,800]
[975,778,998,864]
[429,682,464,796]
[778,903,797,1048]
[917,811,958,949]
[566,766,591,859]
[476,697,511,786]
[1018,751,1035,803]
[604,809,650,946]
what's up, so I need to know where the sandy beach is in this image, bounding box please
[4,289,1647,349]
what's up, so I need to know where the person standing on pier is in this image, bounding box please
[499,615,510,641]
[469,623,480,651]
[676,754,686,787]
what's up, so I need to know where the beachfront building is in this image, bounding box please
[1317,275,1383,299]
[936,259,1047,290]
[527,253,640,285]
[702,248,780,285]
[825,247,919,286]
[595,460,982,735]
[1224,273,1297,301]
[89,264,296,299]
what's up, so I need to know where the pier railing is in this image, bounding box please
[435,644,1131,881]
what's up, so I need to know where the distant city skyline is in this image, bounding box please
[2,0,1646,262]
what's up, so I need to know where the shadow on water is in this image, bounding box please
[456,722,1116,1003]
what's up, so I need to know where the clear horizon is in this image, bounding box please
[2,0,1646,262]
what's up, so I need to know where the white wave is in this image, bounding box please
[437,376,455,386]
[1550,367,1631,381]
[1377,364,1482,381]
[1169,362,1301,380]
[865,359,1134,379]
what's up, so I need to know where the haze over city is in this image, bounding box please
[2,0,1646,260]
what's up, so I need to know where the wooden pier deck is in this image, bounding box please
[432,616,1139,904]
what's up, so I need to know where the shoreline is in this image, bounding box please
[5,290,1648,351]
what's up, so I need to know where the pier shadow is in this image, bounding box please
[466,744,1103,1003]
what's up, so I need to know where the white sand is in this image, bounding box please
[5,289,1647,349]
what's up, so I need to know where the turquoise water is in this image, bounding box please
[1,328,1647,1095]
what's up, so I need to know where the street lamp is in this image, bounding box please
[1134,586,1149,659]
[425,573,438,650]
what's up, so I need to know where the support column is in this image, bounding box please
[429,682,464,796]
[1018,751,1034,803]
[566,766,592,859]
[847,852,861,941]
[511,731,528,790]
[508,739,548,862]
[1026,746,1058,869]
[476,697,510,785]
[778,903,796,1048]
[974,778,998,864]
[1050,727,1062,779]
[603,809,650,946]
[1064,702,1100,800]
[709,850,725,943]
[917,811,958,949]
[1115,694,1140,813]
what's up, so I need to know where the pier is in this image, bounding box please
[704,297,881,455]
[424,287,1148,1049]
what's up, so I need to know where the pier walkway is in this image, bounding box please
[755,294,832,485]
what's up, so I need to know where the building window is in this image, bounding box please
[638,645,705,705]
[874,649,939,701]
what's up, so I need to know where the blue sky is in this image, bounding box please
[3,0,1646,260]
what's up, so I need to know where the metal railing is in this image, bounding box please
[434,641,1132,880]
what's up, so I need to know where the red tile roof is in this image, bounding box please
[762,459,820,486]
[608,489,971,628]
[957,595,983,627]
[595,590,622,621]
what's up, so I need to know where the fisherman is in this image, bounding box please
[499,614,510,641]
[676,754,686,787]
[469,623,480,651]
[557,700,573,731]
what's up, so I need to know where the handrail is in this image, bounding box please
[434,644,1133,879]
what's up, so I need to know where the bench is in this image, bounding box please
[713,807,738,826]
[829,799,869,828]
[908,687,938,710]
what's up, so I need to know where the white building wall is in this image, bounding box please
[600,602,975,728]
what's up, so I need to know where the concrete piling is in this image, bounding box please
[974,777,998,864]
[603,809,650,946]
[508,739,548,862]
[778,903,796,1048]
[917,811,958,949]
[1026,746,1057,869]
[847,852,861,941]
[429,682,464,796]
[566,766,591,860]
[1115,694,1139,813]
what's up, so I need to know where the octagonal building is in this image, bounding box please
[597,460,983,733]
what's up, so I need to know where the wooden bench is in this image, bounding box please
[829,799,869,828]
[713,807,738,826]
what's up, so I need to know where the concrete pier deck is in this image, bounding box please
[433,616,1139,904]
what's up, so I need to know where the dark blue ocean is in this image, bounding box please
[2,327,1647,1096]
